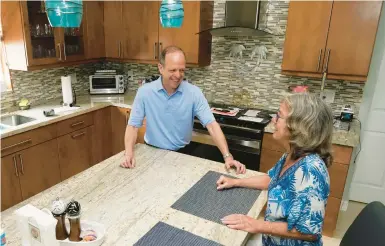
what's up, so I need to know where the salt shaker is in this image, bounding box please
[66,200,82,242]
[51,198,68,240]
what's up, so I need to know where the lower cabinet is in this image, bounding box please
[58,126,93,180]
[1,139,61,211]
[110,107,130,155]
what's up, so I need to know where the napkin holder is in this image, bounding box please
[14,204,59,246]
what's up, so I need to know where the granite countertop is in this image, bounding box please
[0,91,137,139]
[1,144,268,246]
[264,120,360,147]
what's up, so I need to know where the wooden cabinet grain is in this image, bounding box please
[1,155,23,211]
[282,1,383,81]
[58,127,93,180]
[92,107,112,165]
[110,107,130,155]
[84,1,105,59]
[104,1,213,66]
[1,139,61,211]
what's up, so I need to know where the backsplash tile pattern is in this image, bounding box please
[1,63,101,112]
[1,0,365,113]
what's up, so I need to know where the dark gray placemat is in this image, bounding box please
[171,171,262,224]
[134,222,222,246]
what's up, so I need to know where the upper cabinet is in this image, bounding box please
[281,1,383,82]
[104,1,213,67]
[1,0,103,71]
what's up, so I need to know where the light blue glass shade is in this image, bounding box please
[160,0,184,28]
[45,0,83,28]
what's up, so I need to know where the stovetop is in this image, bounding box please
[209,103,275,130]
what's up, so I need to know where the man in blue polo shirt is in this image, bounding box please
[122,46,246,174]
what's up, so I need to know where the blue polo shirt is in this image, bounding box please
[128,77,215,150]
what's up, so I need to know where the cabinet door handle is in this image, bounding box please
[18,154,24,175]
[13,156,19,177]
[324,49,331,72]
[71,132,85,139]
[316,49,322,72]
[154,42,158,59]
[70,121,84,127]
[57,43,62,61]
[118,41,121,58]
[1,139,32,151]
[63,43,67,60]
[158,42,163,59]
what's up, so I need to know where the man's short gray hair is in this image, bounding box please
[159,45,186,65]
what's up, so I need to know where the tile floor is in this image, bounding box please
[323,201,367,246]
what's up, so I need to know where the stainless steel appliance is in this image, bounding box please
[187,104,274,171]
[89,70,126,94]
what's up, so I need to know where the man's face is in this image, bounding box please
[158,51,186,90]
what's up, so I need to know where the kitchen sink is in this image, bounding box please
[0,114,36,126]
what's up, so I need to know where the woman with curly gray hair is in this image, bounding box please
[217,93,333,246]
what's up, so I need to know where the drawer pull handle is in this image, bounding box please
[18,154,24,175]
[71,121,84,127]
[1,139,32,151]
[71,132,85,139]
[13,156,19,177]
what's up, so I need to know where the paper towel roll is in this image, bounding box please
[61,76,73,105]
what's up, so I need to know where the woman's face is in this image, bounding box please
[272,102,291,144]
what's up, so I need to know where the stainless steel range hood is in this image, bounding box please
[198,1,273,37]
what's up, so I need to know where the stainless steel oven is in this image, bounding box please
[188,119,263,171]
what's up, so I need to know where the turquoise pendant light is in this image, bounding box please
[45,0,83,28]
[160,0,184,28]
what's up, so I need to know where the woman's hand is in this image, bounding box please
[216,175,238,190]
[221,214,263,233]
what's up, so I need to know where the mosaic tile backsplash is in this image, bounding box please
[1,0,365,113]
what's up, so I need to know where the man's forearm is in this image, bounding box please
[206,121,230,156]
[125,125,139,155]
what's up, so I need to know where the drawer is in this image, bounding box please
[323,196,341,237]
[329,162,349,198]
[332,145,353,165]
[260,148,284,173]
[57,113,94,136]
[1,124,57,157]
[262,133,286,152]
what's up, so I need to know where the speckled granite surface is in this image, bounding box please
[0,91,136,139]
[264,121,360,147]
[0,144,268,246]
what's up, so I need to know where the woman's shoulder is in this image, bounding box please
[294,154,330,185]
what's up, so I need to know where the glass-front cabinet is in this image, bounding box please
[23,0,85,66]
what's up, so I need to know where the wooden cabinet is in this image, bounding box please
[110,107,130,155]
[282,1,382,82]
[1,1,98,71]
[104,1,213,66]
[1,138,61,211]
[1,155,23,211]
[17,139,61,200]
[92,107,112,165]
[137,119,146,144]
[84,1,105,59]
[104,1,122,58]
[58,126,93,180]
[122,2,159,62]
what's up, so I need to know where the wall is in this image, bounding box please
[0,63,101,112]
[1,0,365,113]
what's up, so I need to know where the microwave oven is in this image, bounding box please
[89,74,126,94]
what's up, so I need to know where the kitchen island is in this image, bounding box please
[1,144,267,245]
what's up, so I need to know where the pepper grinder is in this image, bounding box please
[51,197,69,240]
[66,200,82,242]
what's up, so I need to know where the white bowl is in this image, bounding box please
[58,220,106,246]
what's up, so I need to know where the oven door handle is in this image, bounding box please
[193,119,262,134]
[192,130,260,149]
